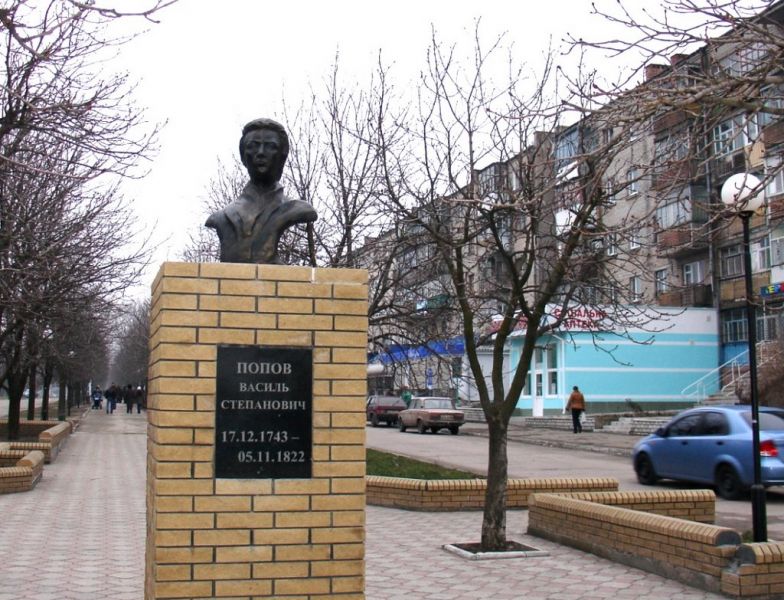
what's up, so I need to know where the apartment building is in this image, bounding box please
[366,1,784,413]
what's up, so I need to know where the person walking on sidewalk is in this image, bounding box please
[566,386,586,433]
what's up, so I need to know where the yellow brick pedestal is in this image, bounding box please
[145,263,367,599]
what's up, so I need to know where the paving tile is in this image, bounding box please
[0,408,731,600]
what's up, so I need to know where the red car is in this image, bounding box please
[397,396,465,435]
[366,395,407,427]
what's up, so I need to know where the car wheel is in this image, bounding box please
[716,464,745,500]
[449,426,459,435]
[398,418,406,433]
[371,414,379,427]
[634,453,658,485]
[417,420,427,434]
[431,427,439,434]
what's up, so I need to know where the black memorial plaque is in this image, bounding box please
[215,345,312,479]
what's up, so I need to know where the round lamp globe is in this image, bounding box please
[721,173,764,213]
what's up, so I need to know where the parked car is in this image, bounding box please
[366,395,407,427]
[398,396,465,435]
[632,405,784,500]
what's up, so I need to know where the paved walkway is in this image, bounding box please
[0,410,724,599]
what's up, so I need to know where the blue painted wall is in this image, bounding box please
[508,308,720,413]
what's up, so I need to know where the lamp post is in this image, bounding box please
[720,172,767,542]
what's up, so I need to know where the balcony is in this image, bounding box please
[657,284,712,308]
[769,195,784,220]
[763,120,784,148]
[651,159,702,191]
[683,284,713,307]
[653,110,693,135]
[656,224,710,256]
[712,151,748,179]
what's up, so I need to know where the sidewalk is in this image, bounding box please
[0,409,724,599]
[461,417,641,458]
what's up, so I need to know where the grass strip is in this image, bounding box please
[367,448,479,479]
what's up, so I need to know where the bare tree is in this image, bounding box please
[0,0,172,437]
[365,23,688,550]
[110,299,151,387]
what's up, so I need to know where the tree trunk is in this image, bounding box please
[26,363,37,420]
[41,367,52,421]
[481,415,509,549]
[57,374,67,422]
[6,372,27,441]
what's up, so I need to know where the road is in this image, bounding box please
[366,424,784,540]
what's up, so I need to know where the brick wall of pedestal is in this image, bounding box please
[145,262,367,600]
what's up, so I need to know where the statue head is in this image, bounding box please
[239,118,290,185]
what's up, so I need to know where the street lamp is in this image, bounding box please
[720,172,766,542]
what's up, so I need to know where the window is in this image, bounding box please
[758,86,784,129]
[712,117,744,157]
[715,42,768,76]
[629,228,641,250]
[683,260,704,285]
[547,345,558,395]
[656,199,691,229]
[720,244,743,278]
[703,412,730,436]
[758,312,778,341]
[669,414,702,436]
[766,157,784,198]
[606,233,618,256]
[603,178,616,205]
[751,236,770,272]
[655,269,669,295]
[712,114,760,158]
[654,133,689,164]
[722,308,747,343]
[722,308,779,343]
[627,168,639,196]
[629,276,642,302]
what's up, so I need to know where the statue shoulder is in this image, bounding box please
[280,198,318,223]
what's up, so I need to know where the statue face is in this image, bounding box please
[241,128,282,185]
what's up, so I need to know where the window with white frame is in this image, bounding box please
[603,178,616,205]
[629,228,641,250]
[712,116,745,157]
[715,42,768,77]
[627,168,639,196]
[766,157,784,198]
[751,235,771,272]
[547,345,558,395]
[629,276,643,302]
[656,198,692,229]
[720,244,743,278]
[654,132,689,164]
[606,232,618,256]
[683,260,705,285]
[654,269,669,295]
[758,86,784,129]
[722,308,747,343]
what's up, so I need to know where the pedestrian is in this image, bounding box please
[91,386,103,410]
[105,383,118,414]
[134,386,143,414]
[566,385,586,434]
[125,384,135,413]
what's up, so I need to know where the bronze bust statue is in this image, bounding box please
[205,118,317,264]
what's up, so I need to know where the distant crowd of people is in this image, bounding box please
[91,383,146,414]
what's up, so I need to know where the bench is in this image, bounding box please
[0,449,45,494]
[366,476,618,511]
[528,490,744,595]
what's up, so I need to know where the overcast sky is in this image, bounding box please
[114,1,623,293]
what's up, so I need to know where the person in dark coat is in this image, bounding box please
[566,385,586,433]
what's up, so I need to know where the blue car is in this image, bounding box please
[632,405,784,500]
